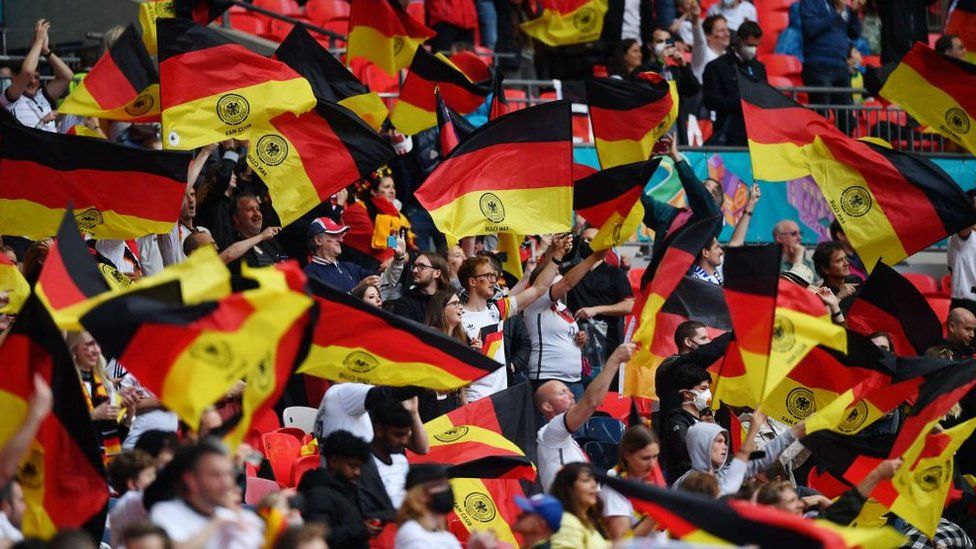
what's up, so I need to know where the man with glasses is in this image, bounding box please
[458,234,572,401]
[773,219,814,274]
[387,253,451,323]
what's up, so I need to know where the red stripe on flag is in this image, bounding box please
[81,58,140,110]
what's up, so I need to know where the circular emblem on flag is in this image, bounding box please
[253,353,274,392]
[160,2,175,15]
[915,464,948,492]
[75,207,105,231]
[434,426,469,443]
[464,492,497,522]
[839,186,872,218]
[168,130,181,147]
[771,316,795,353]
[17,448,43,490]
[343,350,379,373]
[256,135,289,166]
[125,93,155,117]
[946,107,971,134]
[216,93,250,125]
[611,223,623,244]
[479,193,506,223]
[98,263,133,290]
[572,6,599,32]
[836,401,869,434]
[786,387,817,419]
[190,340,234,369]
[392,37,405,56]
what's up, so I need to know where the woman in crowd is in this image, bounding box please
[548,462,610,548]
[352,283,383,308]
[395,464,461,548]
[609,38,643,79]
[600,425,663,540]
[421,289,478,420]
[342,167,413,272]
[67,331,122,463]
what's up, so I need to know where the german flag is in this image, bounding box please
[889,360,976,459]
[390,49,491,136]
[77,255,308,429]
[410,383,536,546]
[947,0,976,64]
[0,297,109,540]
[495,232,526,282]
[627,214,726,398]
[275,25,389,132]
[60,24,160,122]
[713,245,779,409]
[246,101,395,227]
[0,122,190,240]
[0,252,28,315]
[489,69,511,121]
[573,159,658,251]
[738,74,843,182]
[347,0,434,77]
[436,88,476,157]
[138,0,175,56]
[158,18,316,150]
[587,72,678,169]
[65,125,107,139]
[770,279,846,386]
[805,134,976,270]
[520,0,608,47]
[297,277,503,390]
[224,263,314,449]
[414,100,573,245]
[173,0,231,24]
[596,472,902,547]
[846,261,943,356]
[880,42,976,155]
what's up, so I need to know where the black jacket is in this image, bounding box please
[637,60,701,98]
[662,407,699,484]
[357,454,398,523]
[386,288,434,324]
[297,468,370,549]
[702,51,767,146]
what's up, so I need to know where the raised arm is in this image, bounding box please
[565,343,634,432]
[0,374,52,486]
[218,226,281,264]
[728,184,760,247]
[550,249,607,302]
[42,31,74,100]
[511,233,572,310]
[7,20,48,102]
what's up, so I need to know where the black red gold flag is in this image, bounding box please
[0,297,109,540]
[520,0,608,47]
[846,261,942,356]
[573,159,659,251]
[297,277,503,389]
[246,100,395,227]
[274,25,389,132]
[946,0,976,64]
[60,24,160,122]
[347,0,434,77]
[489,69,510,121]
[0,122,189,240]
[415,100,573,245]
[158,18,316,150]
[436,88,476,158]
[138,0,175,56]
[587,72,678,169]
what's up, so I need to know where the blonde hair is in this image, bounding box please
[65,331,116,395]
[396,485,434,528]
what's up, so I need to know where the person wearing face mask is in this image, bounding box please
[706,0,757,31]
[394,464,462,548]
[702,21,766,146]
[661,366,712,483]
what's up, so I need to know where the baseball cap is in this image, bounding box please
[307,217,350,238]
[514,494,562,532]
[405,464,449,490]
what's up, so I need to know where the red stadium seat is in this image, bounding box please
[291,455,321,486]
[269,16,317,40]
[247,407,281,454]
[903,272,938,294]
[474,45,495,67]
[767,75,793,90]
[763,54,802,80]
[245,477,280,506]
[926,295,951,335]
[274,427,307,441]
[263,432,302,486]
[502,88,527,110]
[254,0,303,16]
[941,274,952,296]
[305,0,350,25]
[758,10,789,37]
[861,55,881,67]
[229,13,268,35]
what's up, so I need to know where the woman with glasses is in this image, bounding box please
[420,290,479,420]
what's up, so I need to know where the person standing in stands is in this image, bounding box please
[691,10,730,82]
[226,194,285,267]
[2,19,73,131]
[702,21,766,146]
[800,0,861,133]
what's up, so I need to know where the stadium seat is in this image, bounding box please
[254,0,303,16]
[627,267,645,294]
[502,88,528,110]
[263,432,302,486]
[247,407,282,454]
[763,54,802,82]
[245,477,280,506]
[291,455,321,485]
[903,273,938,294]
[269,16,317,40]
[926,296,951,335]
[767,75,793,91]
[275,427,307,440]
[583,440,619,471]
[305,0,350,25]
[941,274,952,296]
[283,406,318,433]
[318,19,350,47]
[862,55,881,67]
[758,10,789,38]
[584,416,626,444]
[474,45,495,67]
[229,13,268,35]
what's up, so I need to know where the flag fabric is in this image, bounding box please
[846,261,943,356]
[520,0,609,47]
[587,73,678,169]
[414,100,574,245]
[158,18,316,150]
[390,49,491,135]
[713,245,779,408]
[880,43,976,155]
[60,25,160,122]
[246,100,395,227]
[489,69,511,120]
[0,253,28,315]
[410,383,537,546]
[66,125,107,138]
[495,232,525,282]
[802,430,894,489]
[298,277,504,390]
[573,159,658,251]
[436,88,477,157]
[347,0,434,77]
[274,25,389,131]
[0,122,190,240]
[888,360,976,459]
[946,0,976,63]
[138,0,175,56]
[596,472,902,548]
[770,279,847,386]
[0,297,109,540]
[174,0,232,24]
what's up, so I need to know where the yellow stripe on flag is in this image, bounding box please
[594,82,678,169]
[427,187,573,247]
[0,198,177,241]
[765,307,846,400]
[0,390,28,449]
[625,293,666,398]
[138,0,174,57]
[519,0,608,47]
[0,261,29,315]
[425,424,526,456]
[60,82,161,121]
[747,139,811,181]
[390,95,437,136]
[347,25,426,77]
[338,92,390,132]
[246,119,324,228]
[298,344,474,390]
[448,478,519,546]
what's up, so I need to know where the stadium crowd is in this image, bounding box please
[0,0,975,548]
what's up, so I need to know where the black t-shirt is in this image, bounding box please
[567,262,633,355]
[387,289,434,324]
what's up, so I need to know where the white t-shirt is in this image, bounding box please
[599,469,638,524]
[118,373,179,451]
[0,513,22,542]
[537,412,589,491]
[374,453,409,509]
[461,296,518,401]
[109,490,148,547]
[314,383,374,443]
[692,20,724,83]
[0,88,55,131]
[394,520,462,549]
[150,499,263,549]
[706,0,757,31]
[524,285,582,382]
[621,0,641,40]
[948,233,976,301]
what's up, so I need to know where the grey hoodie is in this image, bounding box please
[672,421,796,496]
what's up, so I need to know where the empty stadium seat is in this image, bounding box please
[269,16,316,40]
[763,54,802,84]
[926,295,951,335]
[941,274,952,296]
[759,10,789,38]
[903,273,938,294]
[291,455,321,486]
[275,426,307,440]
[502,88,527,110]
[767,75,793,90]
[584,416,626,444]
[263,432,302,486]
[305,0,350,25]
[247,407,281,454]
[583,440,619,471]
[229,12,268,35]
[245,477,280,506]
[254,0,303,16]
[283,406,318,433]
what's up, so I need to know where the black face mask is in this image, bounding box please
[429,489,455,514]
[578,241,593,260]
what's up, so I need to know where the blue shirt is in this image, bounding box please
[800,0,861,68]
[304,257,372,293]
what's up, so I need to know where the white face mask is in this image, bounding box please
[739,45,757,61]
[653,42,668,57]
[690,388,712,411]
[722,0,735,7]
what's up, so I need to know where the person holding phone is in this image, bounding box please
[640,29,700,99]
